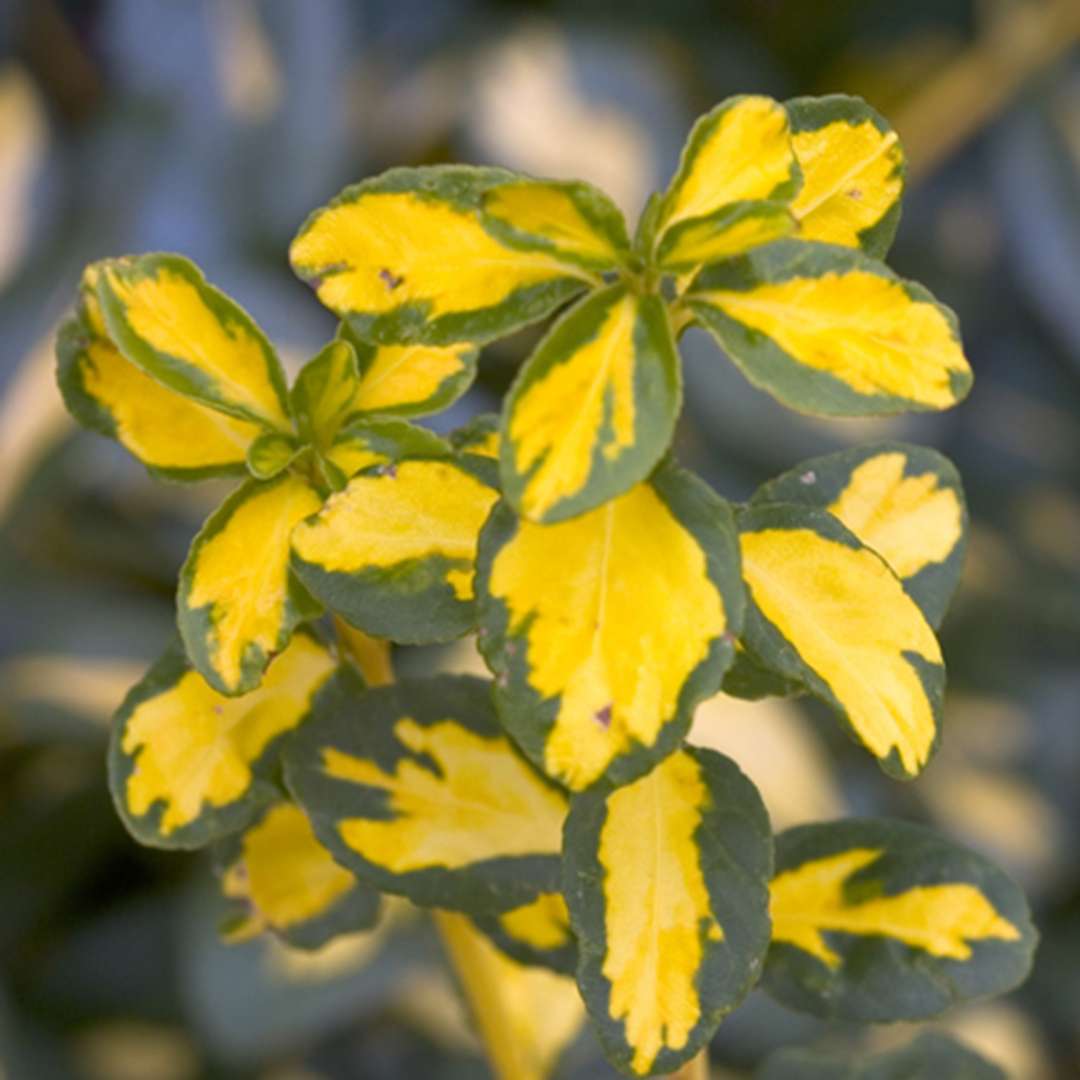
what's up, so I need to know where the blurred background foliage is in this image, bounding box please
[0,1,1078,1077]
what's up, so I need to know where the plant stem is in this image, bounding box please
[433,910,537,1080]
[669,1048,710,1079]
[332,616,394,686]
[331,621,518,1078]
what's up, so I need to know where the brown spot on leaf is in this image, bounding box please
[848,187,863,200]
[595,705,612,728]
[379,268,405,291]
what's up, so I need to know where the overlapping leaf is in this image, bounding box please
[657,200,795,273]
[651,95,801,253]
[289,166,595,345]
[477,460,743,791]
[56,269,262,481]
[786,94,906,258]
[321,416,452,486]
[480,177,630,270]
[564,748,772,1076]
[450,412,501,460]
[737,503,944,778]
[758,1031,1006,1080]
[689,240,972,416]
[500,284,681,523]
[284,672,568,913]
[96,253,292,429]
[109,632,337,848]
[752,443,967,626]
[179,474,324,696]
[765,819,1036,1020]
[471,892,577,975]
[290,337,362,448]
[291,453,498,643]
[218,799,380,949]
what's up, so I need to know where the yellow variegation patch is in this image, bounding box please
[829,452,963,578]
[694,262,970,409]
[659,202,794,271]
[598,751,722,1074]
[771,848,1022,967]
[222,801,357,939]
[739,524,941,775]
[119,635,335,837]
[660,96,797,233]
[99,258,290,429]
[322,717,566,874]
[351,342,473,415]
[791,117,903,250]
[483,181,625,266]
[182,475,323,695]
[292,459,496,602]
[75,334,259,473]
[290,189,586,329]
[498,892,573,953]
[487,481,727,790]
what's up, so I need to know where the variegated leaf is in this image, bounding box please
[478,460,743,791]
[109,632,337,848]
[564,748,772,1076]
[765,819,1036,1021]
[471,892,577,975]
[689,240,972,416]
[500,284,680,523]
[737,503,944,779]
[284,672,567,913]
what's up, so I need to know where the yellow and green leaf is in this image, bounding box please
[450,412,501,461]
[759,1031,1007,1080]
[652,95,800,252]
[56,315,260,482]
[109,632,338,848]
[95,253,292,429]
[291,454,498,644]
[480,177,630,271]
[283,672,568,913]
[218,799,381,949]
[471,891,577,975]
[563,747,772,1076]
[246,431,301,480]
[786,94,906,259]
[500,284,680,523]
[290,338,362,448]
[178,474,324,696]
[737,503,945,779]
[320,416,453,487]
[656,199,795,274]
[339,321,478,419]
[289,165,594,346]
[688,239,973,416]
[765,819,1037,1021]
[752,443,967,626]
[477,460,743,791]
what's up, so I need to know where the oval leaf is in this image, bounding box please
[179,474,324,696]
[109,632,338,848]
[291,456,498,644]
[478,460,744,792]
[564,748,772,1077]
[501,284,681,523]
[289,165,593,345]
[689,239,973,416]
[657,199,795,273]
[765,819,1036,1021]
[758,1031,1006,1080]
[787,94,906,258]
[340,323,478,419]
[471,892,578,975]
[218,799,380,949]
[284,672,568,913]
[481,178,630,270]
[96,253,291,429]
[752,443,967,627]
[738,503,944,778]
[655,95,800,247]
[290,338,361,448]
[246,432,301,480]
[56,316,260,481]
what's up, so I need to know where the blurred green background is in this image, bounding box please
[1,1,1078,1077]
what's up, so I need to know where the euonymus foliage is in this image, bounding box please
[57,93,1034,1077]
